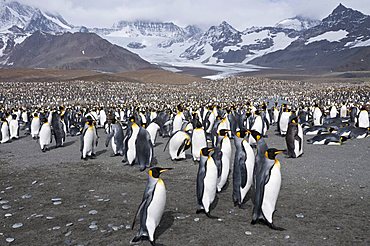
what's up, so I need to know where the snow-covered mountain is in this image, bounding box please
[1,1,370,75]
[0,0,73,60]
[275,16,321,31]
[180,21,299,64]
[250,4,370,71]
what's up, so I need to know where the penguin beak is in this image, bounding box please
[275,150,285,155]
[159,168,173,173]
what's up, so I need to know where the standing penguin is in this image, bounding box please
[123,117,141,165]
[233,130,255,208]
[196,147,218,218]
[146,120,161,146]
[135,126,154,171]
[80,117,98,160]
[131,167,172,246]
[313,105,323,126]
[216,129,232,192]
[30,113,40,139]
[357,106,369,128]
[105,118,124,156]
[0,117,10,144]
[51,111,65,148]
[191,120,207,162]
[172,105,185,134]
[279,108,292,136]
[285,117,303,158]
[252,148,285,230]
[9,114,19,139]
[39,117,52,152]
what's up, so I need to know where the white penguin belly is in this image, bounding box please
[262,164,281,223]
[202,159,218,212]
[192,130,207,161]
[217,139,232,191]
[83,129,94,154]
[31,120,40,137]
[146,180,166,241]
[240,142,255,200]
[1,124,10,143]
[127,126,140,164]
[169,131,188,160]
[111,138,117,154]
[313,139,326,145]
[39,124,51,147]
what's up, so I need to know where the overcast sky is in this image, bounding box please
[16,0,370,30]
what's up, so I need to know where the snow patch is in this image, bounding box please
[306,30,348,45]
[41,11,71,30]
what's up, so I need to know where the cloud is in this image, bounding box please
[15,0,370,30]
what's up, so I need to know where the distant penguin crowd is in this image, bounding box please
[0,77,369,245]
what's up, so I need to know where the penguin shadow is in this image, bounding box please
[185,154,193,159]
[63,140,76,147]
[155,211,175,244]
[95,149,107,157]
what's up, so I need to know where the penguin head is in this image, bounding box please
[149,167,172,179]
[265,148,285,160]
[200,147,214,157]
[247,129,261,141]
[129,116,135,123]
[340,136,348,143]
[235,130,247,138]
[290,117,298,124]
[219,129,230,137]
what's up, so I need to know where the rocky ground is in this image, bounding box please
[0,126,369,246]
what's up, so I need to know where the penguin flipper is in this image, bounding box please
[239,157,247,188]
[177,139,187,157]
[131,198,147,230]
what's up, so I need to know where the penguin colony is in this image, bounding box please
[0,77,369,245]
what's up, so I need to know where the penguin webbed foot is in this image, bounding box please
[205,212,219,219]
[269,223,285,231]
[196,208,205,214]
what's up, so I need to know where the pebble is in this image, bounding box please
[65,231,72,237]
[21,194,32,199]
[89,224,98,230]
[52,226,61,230]
[0,200,9,204]
[112,226,119,231]
[245,231,252,235]
[46,216,55,220]
[89,210,98,215]
[89,189,95,192]
[78,218,84,222]
[336,227,341,230]
[35,214,43,218]
[53,201,62,205]
[32,181,38,185]
[97,199,104,202]
[6,238,15,243]
[295,213,304,218]
[5,213,12,217]
[104,199,110,202]
[2,205,11,210]
[5,186,13,190]
[125,225,131,230]
[79,205,87,208]
[217,218,223,222]
[194,218,200,222]
[285,235,290,239]
[51,198,62,202]
[66,223,74,227]
[12,223,23,229]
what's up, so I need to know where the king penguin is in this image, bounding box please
[252,148,285,230]
[196,147,218,218]
[233,130,255,207]
[191,119,207,162]
[0,116,10,144]
[105,118,124,156]
[216,129,232,192]
[285,117,303,158]
[131,167,172,246]
[165,130,191,161]
[80,117,98,160]
[39,117,52,152]
[123,117,141,165]
[31,112,40,139]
